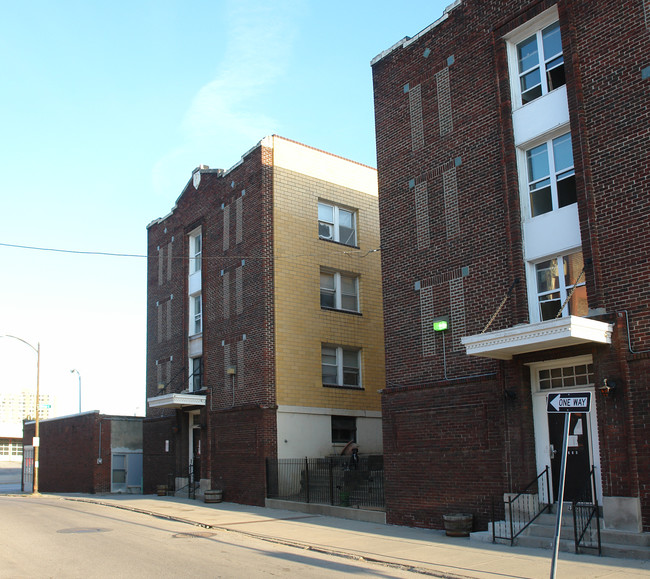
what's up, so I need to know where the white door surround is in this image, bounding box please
[529,355,602,503]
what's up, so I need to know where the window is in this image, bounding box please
[189,230,202,273]
[331,416,357,444]
[526,133,576,217]
[322,345,361,388]
[320,270,359,312]
[318,202,357,246]
[191,294,202,335]
[535,251,587,321]
[538,362,594,390]
[190,357,202,391]
[516,20,565,105]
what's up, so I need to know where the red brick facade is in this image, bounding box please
[145,142,277,505]
[373,0,649,531]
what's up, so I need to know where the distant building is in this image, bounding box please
[145,136,385,504]
[1,390,54,461]
[372,0,649,533]
[23,412,143,493]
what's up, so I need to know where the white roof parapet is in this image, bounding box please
[461,316,614,360]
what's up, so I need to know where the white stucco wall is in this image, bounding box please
[276,406,382,459]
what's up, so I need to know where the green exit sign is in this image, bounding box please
[433,317,449,332]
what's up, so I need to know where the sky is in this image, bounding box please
[0,0,453,418]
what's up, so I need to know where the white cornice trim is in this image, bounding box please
[147,393,206,409]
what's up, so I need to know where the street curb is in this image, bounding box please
[61,496,472,579]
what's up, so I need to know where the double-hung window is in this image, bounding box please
[535,251,587,321]
[320,270,359,312]
[516,20,565,105]
[191,294,202,335]
[526,132,576,217]
[318,202,357,246]
[190,232,202,273]
[322,345,361,388]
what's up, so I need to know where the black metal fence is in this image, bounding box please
[266,455,384,509]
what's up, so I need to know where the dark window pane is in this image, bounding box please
[557,174,577,208]
[320,291,335,308]
[547,61,565,91]
[522,84,543,104]
[332,416,356,443]
[530,185,553,216]
[540,296,562,320]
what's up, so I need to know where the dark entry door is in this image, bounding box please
[548,412,592,502]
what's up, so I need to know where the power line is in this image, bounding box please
[0,241,381,261]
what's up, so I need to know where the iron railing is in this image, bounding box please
[169,459,199,499]
[492,466,552,545]
[572,467,601,555]
[266,455,384,509]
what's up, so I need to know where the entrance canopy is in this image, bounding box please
[461,316,613,360]
[147,393,206,409]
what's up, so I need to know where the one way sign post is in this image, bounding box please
[547,392,591,413]
[546,391,592,579]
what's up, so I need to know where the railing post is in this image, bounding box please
[508,497,514,546]
[572,499,579,553]
[304,457,310,504]
[329,457,334,506]
[544,465,551,506]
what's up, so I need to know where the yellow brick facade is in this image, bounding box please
[270,137,384,413]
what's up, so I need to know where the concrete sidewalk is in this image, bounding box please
[29,493,650,579]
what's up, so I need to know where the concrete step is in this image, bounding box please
[483,517,650,560]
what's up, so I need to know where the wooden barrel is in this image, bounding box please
[204,489,223,503]
[443,513,473,536]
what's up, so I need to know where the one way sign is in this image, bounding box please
[547,392,591,413]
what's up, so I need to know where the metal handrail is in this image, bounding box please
[172,460,199,499]
[572,467,601,555]
[492,466,551,545]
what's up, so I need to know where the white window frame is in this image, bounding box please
[320,269,359,312]
[321,345,361,388]
[530,251,587,322]
[189,229,202,274]
[505,6,563,110]
[318,201,357,246]
[190,294,202,335]
[522,131,576,218]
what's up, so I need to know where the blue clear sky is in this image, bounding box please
[0,0,452,417]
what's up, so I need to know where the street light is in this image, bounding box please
[70,369,81,413]
[0,334,40,494]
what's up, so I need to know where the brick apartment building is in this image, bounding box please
[372,0,649,533]
[145,136,384,504]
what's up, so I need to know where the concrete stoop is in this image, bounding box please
[471,513,650,560]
